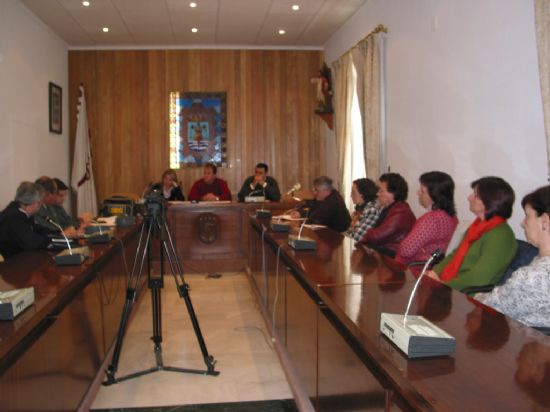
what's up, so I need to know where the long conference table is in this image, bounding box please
[2,201,550,411]
[0,225,140,411]
[246,212,550,411]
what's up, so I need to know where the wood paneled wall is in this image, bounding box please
[68,50,326,202]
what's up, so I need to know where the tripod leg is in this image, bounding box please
[161,221,219,375]
[103,220,154,385]
[150,277,164,369]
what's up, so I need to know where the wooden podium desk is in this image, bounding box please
[0,225,140,412]
[247,216,550,411]
[165,201,294,273]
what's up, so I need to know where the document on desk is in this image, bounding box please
[274,214,306,221]
[303,224,326,230]
[95,216,117,226]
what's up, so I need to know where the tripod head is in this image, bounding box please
[144,189,166,220]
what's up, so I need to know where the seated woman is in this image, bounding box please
[345,178,380,241]
[151,169,185,201]
[475,185,550,328]
[360,173,416,257]
[396,171,458,265]
[427,176,518,294]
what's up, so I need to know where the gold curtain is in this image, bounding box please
[352,32,387,179]
[535,0,550,176]
[332,54,356,194]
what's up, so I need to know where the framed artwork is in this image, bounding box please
[49,82,62,134]
[169,91,227,168]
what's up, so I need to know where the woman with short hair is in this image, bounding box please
[396,171,458,265]
[475,185,550,327]
[427,176,518,294]
[360,173,416,257]
[346,178,380,241]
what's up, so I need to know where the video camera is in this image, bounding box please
[144,189,166,218]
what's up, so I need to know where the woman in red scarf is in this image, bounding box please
[426,176,517,294]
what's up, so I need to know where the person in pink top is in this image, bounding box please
[396,171,458,265]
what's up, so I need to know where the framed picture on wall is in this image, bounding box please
[49,82,62,134]
[168,91,227,168]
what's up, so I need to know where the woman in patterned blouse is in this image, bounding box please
[475,185,550,328]
[396,171,458,265]
[345,178,380,241]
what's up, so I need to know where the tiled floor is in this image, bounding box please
[91,273,293,410]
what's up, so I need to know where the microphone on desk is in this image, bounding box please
[379,249,455,358]
[88,219,112,244]
[285,183,301,197]
[46,217,89,265]
[255,187,272,218]
[288,210,316,250]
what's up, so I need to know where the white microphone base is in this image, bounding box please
[54,247,90,266]
[245,196,266,203]
[288,234,316,250]
[380,313,455,358]
[0,287,35,320]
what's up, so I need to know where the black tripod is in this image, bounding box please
[103,196,219,385]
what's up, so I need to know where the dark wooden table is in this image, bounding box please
[0,225,140,411]
[166,201,296,272]
[247,216,550,411]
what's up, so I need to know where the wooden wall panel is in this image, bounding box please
[69,50,325,202]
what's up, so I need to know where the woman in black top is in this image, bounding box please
[151,169,185,201]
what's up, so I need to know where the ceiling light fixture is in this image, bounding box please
[278,29,286,35]
[102,27,109,33]
[190,2,197,7]
[82,1,90,6]
[292,4,300,11]
[191,27,198,33]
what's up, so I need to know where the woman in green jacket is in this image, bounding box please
[427,176,517,294]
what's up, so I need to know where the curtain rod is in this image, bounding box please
[334,24,388,63]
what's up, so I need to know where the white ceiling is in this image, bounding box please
[21,0,367,49]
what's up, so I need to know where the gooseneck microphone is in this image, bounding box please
[46,216,72,254]
[379,248,455,358]
[403,249,444,326]
[46,217,89,265]
[286,182,301,196]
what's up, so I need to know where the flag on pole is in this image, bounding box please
[71,85,98,217]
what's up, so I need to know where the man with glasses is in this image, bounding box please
[290,176,351,232]
[0,182,51,258]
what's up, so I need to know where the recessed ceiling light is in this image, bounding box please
[278,29,286,35]
[292,4,300,11]
[102,27,109,33]
[190,2,197,7]
[82,1,90,6]
[191,27,198,33]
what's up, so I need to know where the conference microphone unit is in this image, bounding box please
[46,217,89,266]
[88,220,111,244]
[380,249,455,358]
[288,218,316,250]
[245,189,265,203]
[271,218,291,232]
[249,188,272,218]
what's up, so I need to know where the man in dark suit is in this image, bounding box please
[0,182,50,258]
[238,163,281,202]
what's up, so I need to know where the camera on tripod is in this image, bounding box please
[144,189,166,218]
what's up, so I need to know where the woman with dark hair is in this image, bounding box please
[360,173,416,257]
[152,169,185,201]
[475,185,550,327]
[345,178,381,241]
[427,176,518,293]
[396,171,458,264]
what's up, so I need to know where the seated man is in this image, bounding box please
[188,163,232,202]
[52,178,83,228]
[290,176,351,232]
[237,163,281,202]
[0,182,50,258]
[34,176,78,237]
